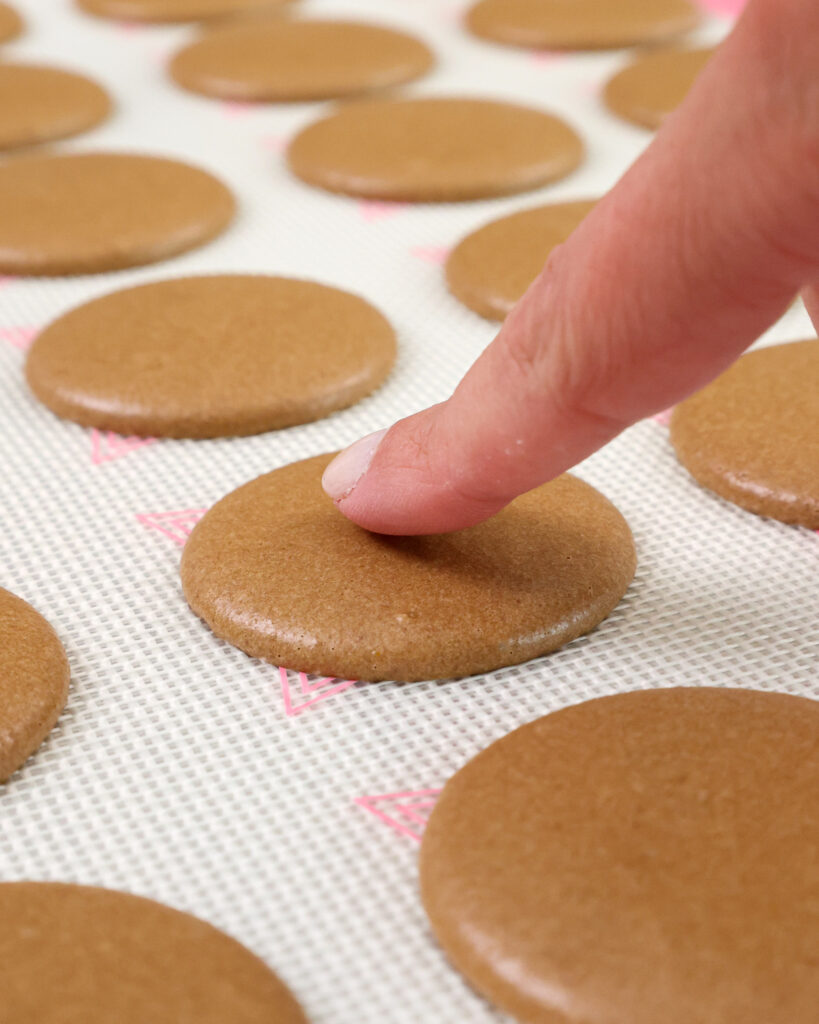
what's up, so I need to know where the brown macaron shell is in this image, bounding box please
[0,63,112,151]
[604,47,714,129]
[0,587,70,783]
[466,0,701,51]
[420,686,819,1024]
[0,882,308,1023]
[0,152,235,276]
[446,199,596,320]
[170,18,434,102]
[0,1,23,42]
[670,339,819,528]
[26,275,397,438]
[180,454,636,682]
[287,97,584,202]
[77,0,294,24]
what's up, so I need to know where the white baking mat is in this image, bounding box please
[0,1,816,1021]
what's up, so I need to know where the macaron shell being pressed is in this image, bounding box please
[180,453,636,681]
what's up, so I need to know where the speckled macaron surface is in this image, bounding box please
[421,687,819,1024]
[287,97,584,202]
[604,46,713,129]
[170,18,434,102]
[670,339,819,528]
[0,587,69,783]
[26,275,396,438]
[77,0,294,24]
[0,1,23,42]
[0,152,235,276]
[180,454,636,682]
[466,0,700,50]
[446,199,595,320]
[0,882,308,1023]
[0,63,112,151]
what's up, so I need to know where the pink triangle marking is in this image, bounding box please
[652,407,674,427]
[531,50,563,63]
[358,200,407,223]
[261,134,288,153]
[0,326,37,350]
[0,276,15,289]
[410,244,450,265]
[136,509,207,546]
[278,667,357,717]
[222,101,253,119]
[91,429,157,465]
[355,788,442,842]
[696,0,747,14]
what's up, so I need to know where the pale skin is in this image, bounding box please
[322,0,819,535]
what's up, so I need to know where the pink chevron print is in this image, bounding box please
[410,244,450,265]
[0,326,36,350]
[355,788,442,842]
[279,667,357,717]
[136,509,206,546]
[358,200,406,223]
[221,101,252,119]
[652,408,673,427]
[91,429,156,465]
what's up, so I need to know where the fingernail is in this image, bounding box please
[322,428,388,502]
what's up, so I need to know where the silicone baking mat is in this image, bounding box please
[1,1,816,1021]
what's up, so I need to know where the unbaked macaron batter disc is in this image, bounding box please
[466,0,700,51]
[670,339,819,528]
[604,47,713,129]
[180,454,636,682]
[446,199,595,320]
[0,63,111,151]
[170,17,434,102]
[420,686,819,1024]
[0,882,308,1023]
[0,152,235,276]
[287,97,584,202]
[0,587,69,783]
[26,275,396,438]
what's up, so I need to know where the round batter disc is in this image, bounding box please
[421,687,819,1024]
[77,0,293,24]
[0,63,112,152]
[670,339,819,528]
[0,152,235,276]
[0,587,69,783]
[170,18,434,102]
[26,275,396,438]
[180,454,636,681]
[604,47,714,129]
[446,199,595,320]
[0,1,23,42]
[0,883,308,1023]
[287,98,584,202]
[466,0,700,51]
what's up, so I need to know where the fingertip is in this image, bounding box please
[322,427,389,503]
